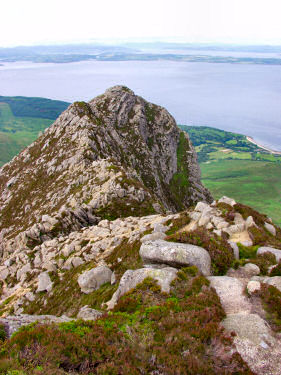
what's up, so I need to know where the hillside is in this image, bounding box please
[0,96,69,165]
[0,87,280,374]
[180,125,281,226]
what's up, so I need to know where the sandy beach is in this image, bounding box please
[246,136,281,155]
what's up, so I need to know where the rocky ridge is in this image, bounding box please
[0,86,211,257]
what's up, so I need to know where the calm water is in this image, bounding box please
[0,60,281,150]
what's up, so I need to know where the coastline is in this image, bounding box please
[246,136,281,155]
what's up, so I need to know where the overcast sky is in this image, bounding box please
[1,0,281,47]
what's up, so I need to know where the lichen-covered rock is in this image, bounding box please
[77,305,103,320]
[0,314,73,338]
[106,267,178,309]
[218,196,236,206]
[208,276,251,314]
[264,222,276,236]
[78,266,112,294]
[140,240,211,276]
[223,313,281,375]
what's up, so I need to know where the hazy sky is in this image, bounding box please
[1,0,281,47]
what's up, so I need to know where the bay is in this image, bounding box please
[0,60,280,150]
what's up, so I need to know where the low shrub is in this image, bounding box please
[1,269,254,374]
[238,243,259,259]
[259,284,281,331]
[250,252,276,275]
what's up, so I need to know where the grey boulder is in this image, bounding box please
[140,240,211,276]
[106,267,178,310]
[78,266,112,294]
[37,272,53,293]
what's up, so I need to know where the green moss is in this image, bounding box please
[238,243,259,259]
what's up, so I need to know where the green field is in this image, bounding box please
[201,160,281,226]
[0,97,69,165]
[180,126,281,226]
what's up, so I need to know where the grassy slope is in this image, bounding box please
[0,97,69,166]
[180,125,281,226]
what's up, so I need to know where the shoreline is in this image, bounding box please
[246,136,281,155]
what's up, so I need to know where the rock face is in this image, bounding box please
[140,240,211,276]
[223,314,281,375]
[0,86,212,257]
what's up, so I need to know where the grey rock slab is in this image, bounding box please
[245,216,256,228]
[106,267,178,310]
[265,276,281,292]
[222,313,281,375]
[264,222,276,236]
[78,266,112,294]
[218,196,236,206]
[140,240,211,276]
[77,305,103,320]
[16,263,32,281]
[71,256,84,268]
[0,314,73,338]
[140,232,166,243]
[152,223,169,233]
[257,246,281,262]
[0,268,9,280]
[194,201,210,212]
[242,263,260,277]
[37,272,53,293]
[208,276,251,314]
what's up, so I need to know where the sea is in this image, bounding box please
[0,60,281,150]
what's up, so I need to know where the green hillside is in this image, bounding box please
[0,97,69,165]
[180,125,281,226]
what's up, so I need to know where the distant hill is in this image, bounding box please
[0,96,69,165]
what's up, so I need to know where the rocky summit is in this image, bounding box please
[0,87,281,375]
[0,85,211,257]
